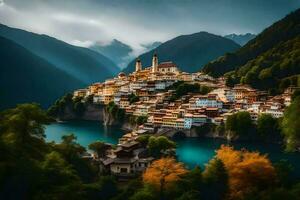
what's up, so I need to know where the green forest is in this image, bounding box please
[202,8,300,94]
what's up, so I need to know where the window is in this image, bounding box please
[120,168,128,173]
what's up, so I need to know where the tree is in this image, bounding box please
[129,93,139,104]
[202,158,228,200]
[281,97,300,151]
[143,158,187,198]
[88,141,109,158]
[199,85,211,95]
[169,83,200,101]
[225,111,253,137]
[0,104,90,199]
[147,136,176,157]
[291,90,300,101]
[274,160,294,187]
[84,176,118,200]
[0,103,50,157]
[106,101,125,121]
[136,134,151,147]
[47,93,73,117]
[216,145,276,199]
[129,186,157,200]
[112,179,143,200]
[257,114,280,139]
[175,190,201,200]
[136,116,148,125]
[166,166,203,199]
[73,97,85,116]
[225,75,238,87]
[182,166,203,191]
[41,151,80,185]
[55,134,94,182]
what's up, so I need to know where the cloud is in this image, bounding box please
[70,40,94,47]
[1,0,300,55]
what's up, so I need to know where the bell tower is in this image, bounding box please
[152,53,158,73]
[135,58,142,72]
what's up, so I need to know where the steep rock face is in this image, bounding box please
[55,103,131,127]
[55,104,105,121]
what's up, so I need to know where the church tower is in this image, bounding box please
[135,58,142,72]
[152,53,158,73]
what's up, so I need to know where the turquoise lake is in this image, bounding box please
[45,120,300,173]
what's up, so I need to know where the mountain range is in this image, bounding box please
[0,24,121,109]
[90,40,161,69]
[224,33,256,46]
[0,36,84,109]
[202,8,300,94]
[123,32,240,73]
[0,24,119,85]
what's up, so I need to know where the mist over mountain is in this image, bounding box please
[0,24,119,85]
[224,33,256,46]
[90,39,133,69]
[141,41,162,51]
[90,40,162,69]
[123,32,240,73]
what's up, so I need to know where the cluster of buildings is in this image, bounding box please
[74,54,296,133]
[77,54,298,178]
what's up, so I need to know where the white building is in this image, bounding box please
[210,88,235,102]
[184,114,193,129]
[195,97,223,108]
[129,81,147,92]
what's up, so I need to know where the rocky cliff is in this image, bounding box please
[53,102,137,131]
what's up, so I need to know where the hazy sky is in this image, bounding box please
[1,0,299,55]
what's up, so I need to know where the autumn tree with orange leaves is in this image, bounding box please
[216,145,276,200]
[143,157,187,198]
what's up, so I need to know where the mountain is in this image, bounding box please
[202,9,300,78]
[0,24,119,84]
[90,39,133,69]
[224,33,256,46]
[0,36,84,110]
[202,8,300,94]
[227,35,300,94]
[90,40,162,69]
[123,32,240,73]
[141,41,162,51]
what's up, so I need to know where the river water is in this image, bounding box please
[45,120,300,173]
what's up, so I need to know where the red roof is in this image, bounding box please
[158,62,177,69]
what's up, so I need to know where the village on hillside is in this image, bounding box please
[74,54,298,177]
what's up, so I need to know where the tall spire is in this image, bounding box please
[135,58,142,72]
[152,53,158,73]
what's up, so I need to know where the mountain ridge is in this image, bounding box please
[202,8,300,94]
[0,36,84,109]
[202,8,300,78]
[0,24,119,84]
[224,33,256,46]
[123,31,240,73]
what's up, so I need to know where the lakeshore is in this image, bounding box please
[45,120,300,174]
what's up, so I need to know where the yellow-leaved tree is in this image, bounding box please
[216,145,276,199]
[143,157,187,198]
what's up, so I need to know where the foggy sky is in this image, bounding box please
[0,0,299,55]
